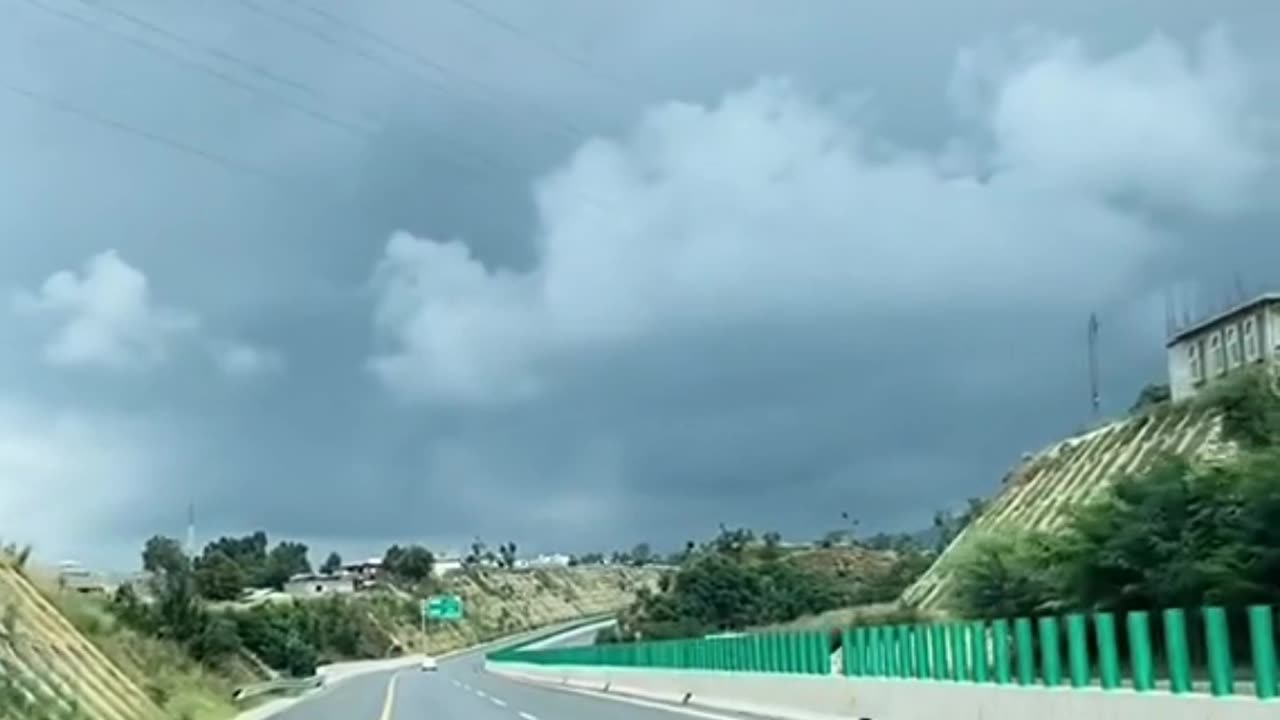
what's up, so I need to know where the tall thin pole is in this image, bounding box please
[1088,313,1101,420]
[186,502,196,558]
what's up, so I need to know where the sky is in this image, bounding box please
[3,0,1279,571]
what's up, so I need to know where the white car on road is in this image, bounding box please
[420,655,438,672]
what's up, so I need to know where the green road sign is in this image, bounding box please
[424,594,464,621]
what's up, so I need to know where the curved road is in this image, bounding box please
[268,622,752,720]
[270,650,723,720]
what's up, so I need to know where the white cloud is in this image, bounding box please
[955,28,1270,214]
[12,250,197,371]
[13,250,285,379]
[370,30,1273,405]
[215,342,286,379]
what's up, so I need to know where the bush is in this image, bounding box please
[950,448,1280,617]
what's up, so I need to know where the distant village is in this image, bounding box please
[54,549,578,604]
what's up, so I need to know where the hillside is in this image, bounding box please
[370,565,663,655]
[902,401,1233,611]
[3,555,660,720]
[0,552,165,720]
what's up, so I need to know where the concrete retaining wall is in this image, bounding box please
[488,661,1280,720]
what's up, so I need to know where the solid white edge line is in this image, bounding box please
[491,672,750,720]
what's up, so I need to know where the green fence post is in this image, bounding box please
[856,627,870,677]
[801,633,815,674]
[971,622,989,683]
[1014,618,1035,685]
[915,623,931,679]
[1127,611,1155,692]
[885,627,900,677]
[951,624,970,681]
[1038,616,1062,687]
[841,629,854,676]
[818,631,833,675]
[1065,614,1090,688]
[900,626,917,679]
[870,627,882,676]
[931,624,948,680]
[1248,605,1278,699]
[879,626,893,676]
[1162,608,1191,694]
[1204,606,1235,697]
[865,628,879,676]
[991,619,1010,685]
[1094,613,1120,690]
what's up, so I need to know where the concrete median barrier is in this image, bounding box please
[487,661,1280,720]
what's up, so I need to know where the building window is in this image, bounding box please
[1208,331,1225,377]
[1244,316,1260,361]
[1188,342,1203,382]
[1226,325,1242,369]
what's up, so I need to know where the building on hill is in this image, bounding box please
[283,572,356,598]
[1167,292,1280,401]
[432,555,464,576]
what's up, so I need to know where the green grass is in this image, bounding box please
[49,591,246,720]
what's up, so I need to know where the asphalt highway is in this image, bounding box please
[266,620,755,720]
[269,649,741,720]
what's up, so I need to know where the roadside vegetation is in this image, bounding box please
[602,525,936,641]
[949,371,1280,619]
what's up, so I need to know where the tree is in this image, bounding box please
[194,550,247,601]
[190,614,242,662]
[498,542,518,569]
[629,543,652,566]
[260,541,311,589]
[383,544,435,582]
[759,532,783,561]
[950,531,1062,618]
[1130,382,1171,413]
[142,535,188,576]
[320,551,343,575]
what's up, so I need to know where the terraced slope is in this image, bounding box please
[0,559,164,720]
[415,566,661,653]
[902,405,1234,611]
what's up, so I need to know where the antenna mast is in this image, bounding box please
[1088,313,1101,420]
[186,502,196,558]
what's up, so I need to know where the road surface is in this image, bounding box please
[269,649,756,720]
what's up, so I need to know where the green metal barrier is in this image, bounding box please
[489,604,1280,701]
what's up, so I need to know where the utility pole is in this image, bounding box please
[185,502,196,558]
[1088,313,1101,420]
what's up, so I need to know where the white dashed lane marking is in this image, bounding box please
[490,698,508,708]
[518,713,538,720]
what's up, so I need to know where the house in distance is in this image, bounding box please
[1166,292,1280,402]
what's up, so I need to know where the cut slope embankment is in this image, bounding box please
[902,405,1232,610]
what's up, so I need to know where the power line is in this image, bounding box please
[17,0,375,140]
[1,78,289,186]
[445,0,658,104]
[2,77,540,246]
[255,0,588,144]
[76,0,327,103]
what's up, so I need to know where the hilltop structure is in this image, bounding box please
[904,289,1280,610]
[1167,292,1280,401]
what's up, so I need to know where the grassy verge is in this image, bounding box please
[48,590,250,720]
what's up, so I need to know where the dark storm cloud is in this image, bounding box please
[2,0,1279,569]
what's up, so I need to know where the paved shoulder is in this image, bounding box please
[267,669,397,720]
